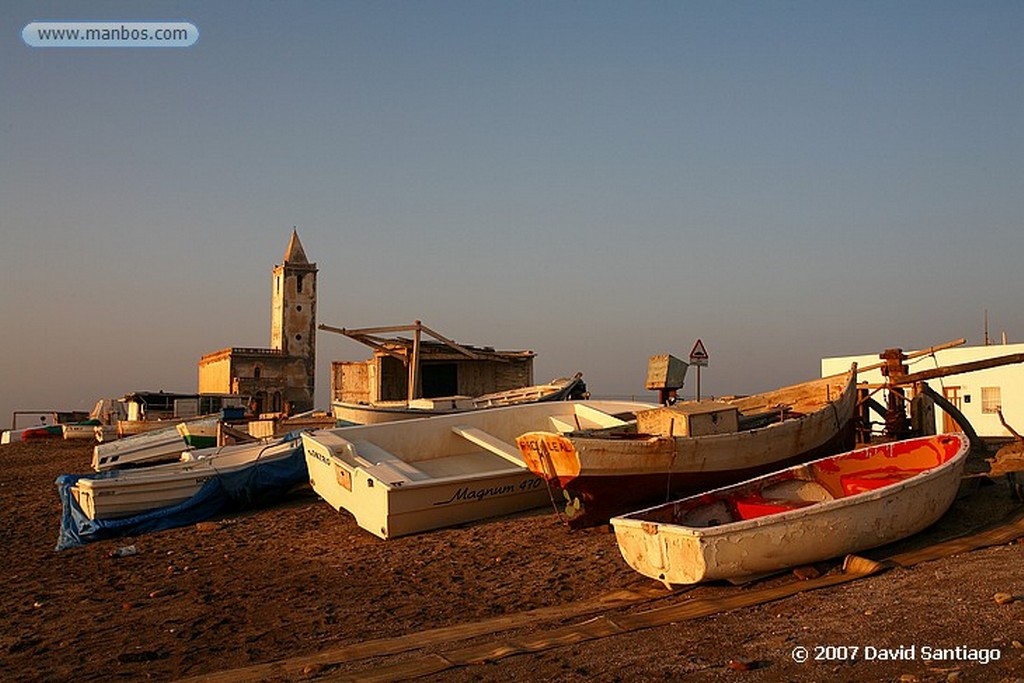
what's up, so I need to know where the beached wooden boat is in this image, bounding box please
[71,438,295,520]
[515,366,859,528]
[117,419,178,437]
[2,425,63,443]
[8,418,97,442]
[62,421,101,441]
[302,399,654,539]
[331,374,587,425]
[91,416,219,471]
[20,426,64,440]
[610,433,970,586]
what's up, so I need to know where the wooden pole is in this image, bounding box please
[408,321,422,402]
[890,352,1024,386]
[856,338,967,374]
[319,322,421,336]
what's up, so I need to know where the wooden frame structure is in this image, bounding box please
[850,338,1024,447]
[320,320,531,402]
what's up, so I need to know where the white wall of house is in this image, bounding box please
[822,342,1024,439]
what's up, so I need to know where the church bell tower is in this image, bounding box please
[271,230,317,397]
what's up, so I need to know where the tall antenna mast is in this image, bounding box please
[984,309,990,346]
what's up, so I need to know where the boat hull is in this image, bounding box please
[62,423,101,441]
[527,422,855,528]
[92,416,219,471]
[303,438,550,540]
[303,399,654,539]
[517,368,859,527]
[72,439,293,520]
[117,420,175,437]
[331,401,463,425]
[331,375,586,425]
[611,433,969,586]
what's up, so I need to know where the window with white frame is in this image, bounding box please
[981,387,1002,414]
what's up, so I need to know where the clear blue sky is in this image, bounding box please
[2,1,1022,426]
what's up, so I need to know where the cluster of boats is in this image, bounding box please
[54,363,975,586]
[1,419,102,444]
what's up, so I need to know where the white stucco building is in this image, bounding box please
[822,341,1024,439]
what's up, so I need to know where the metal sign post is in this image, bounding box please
[689,339,709,401]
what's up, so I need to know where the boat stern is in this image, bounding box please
[70,484,98,520]
[515,432,581,486]
[301,431,362,512]
[610,517,708,588]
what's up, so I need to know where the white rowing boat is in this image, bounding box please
[610,433,970,587]
[71,438,297,520]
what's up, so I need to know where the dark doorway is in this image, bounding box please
[421,363,458,398]
[254,392,266,416]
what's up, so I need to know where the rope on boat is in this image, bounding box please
[664,446,679,504]
[210,432,296,478]
[537,440,569,526]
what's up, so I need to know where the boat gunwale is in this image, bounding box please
[74,441,297,490]
[306,400,656,490]
[610,432,970,539]
[567,366,858,448]
[306,442,539,489]
[332,375,585,416]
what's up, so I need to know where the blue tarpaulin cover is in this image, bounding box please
[55,439,308,551]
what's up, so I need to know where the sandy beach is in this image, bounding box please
[2,438,1023,682]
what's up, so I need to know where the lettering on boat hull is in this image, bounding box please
[434,478,542,506]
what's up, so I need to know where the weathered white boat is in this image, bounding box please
[303,399,654,539]
[611,432,970,587]
[331,374,588,425]
[117,419,177,437]
[71,438,296,520]
[516,366,859,527]
[62,422,101,441]
[1,426,59,443]
[91,416,218,471]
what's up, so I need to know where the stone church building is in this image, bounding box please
[198,230,317,415]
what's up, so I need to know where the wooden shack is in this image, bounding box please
[324,321,535,404]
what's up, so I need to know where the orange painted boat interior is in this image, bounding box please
[809,434,964,500]
[643,435,966,526]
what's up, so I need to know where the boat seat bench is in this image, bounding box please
[450,426,526,468]
[548,405,630,433]
[574,404,629,428]
[353,441,431,483]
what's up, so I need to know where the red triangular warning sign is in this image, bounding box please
[689,339,708,362]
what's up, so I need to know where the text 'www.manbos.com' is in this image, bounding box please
[23,22,198,48]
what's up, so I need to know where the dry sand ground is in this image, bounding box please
[2,439,1023,682]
